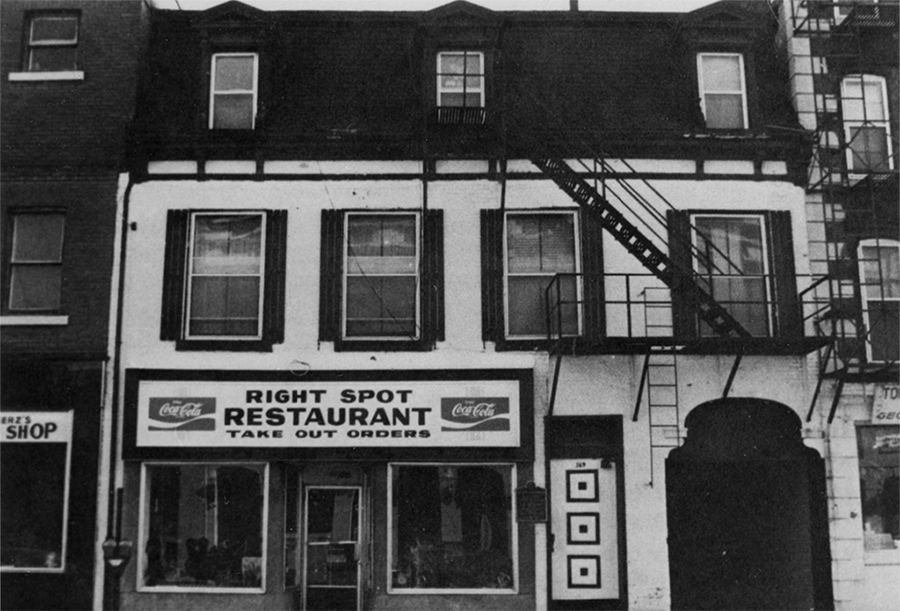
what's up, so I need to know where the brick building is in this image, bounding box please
[0,2,146,609]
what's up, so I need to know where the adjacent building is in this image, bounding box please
[0,1,146,610]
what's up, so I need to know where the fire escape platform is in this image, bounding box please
[549,336,830,357]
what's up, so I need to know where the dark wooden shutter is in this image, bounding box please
[263,210,287,345]
[768,211,801,339]
[580,210,605,342]
[423,209,445,344]
[667,210,696,340]
[319,209,343,342]
[160,210,188,340]
[481,209,505,342]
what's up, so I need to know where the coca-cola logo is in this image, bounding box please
[441,398,510,432]
[149,398,216,431]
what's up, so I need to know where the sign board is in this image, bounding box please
[132,378,521,450]
[1,411,72,443]
[872,385,900,423]
[516,482,548,523]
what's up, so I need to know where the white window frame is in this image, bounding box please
[386,462,519,595]
[8,212,65,312]
[184,211,266,341]
[137,462,270,594]
[0,412,73,574]
[209,53,259,130]
[857,239,899,363]
[697,52,749,130]
[26,14,78,72]
[503,210,582,340]
[691,213,772,337]
[342,211,421,341]
[835,0,879,23]
[436,51,485,108]
[841,74,894,174]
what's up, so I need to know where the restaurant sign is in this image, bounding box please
[134,379,521,449]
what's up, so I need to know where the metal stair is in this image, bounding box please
[532,157,752,340]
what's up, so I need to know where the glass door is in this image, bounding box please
[303,486,361,611]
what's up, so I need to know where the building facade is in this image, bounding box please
[780,1,899,610]
[104,1,853,610]
[0,1,146,610]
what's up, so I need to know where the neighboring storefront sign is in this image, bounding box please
[130,375,522,450]
[2,411,72,443]
[873,384,900,423]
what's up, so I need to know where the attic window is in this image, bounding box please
[697,53,748,130]
[436,51,485,125]
[209,53,258,130]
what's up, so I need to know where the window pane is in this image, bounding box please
[189,276,260,337]
[861,245,900,299]
[29,47,77,72]
[31,17,77,43]
[1,443,68,569]
[848,126,889,171]
[391,465,514,591]
[193,216,261,275]
[465,54,482,75]
[10,266,62,310]
[857,427,899,551]
[143,465,265,588]
[12,215,64,262]
[507,215,575,274]
[347,215,415,258]
[440,54,465,74]
[704,94,744,129]
[868,301,899,362]
[213,95,254,129]
[702,55,741,91]
[508,275,578,337]
[346,276,417,337]
[214,56,254,91]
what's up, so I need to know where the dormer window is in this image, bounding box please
[436,51,485,124]
[697,53,748,130]
[209,53,258,130]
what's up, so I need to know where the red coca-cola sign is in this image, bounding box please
[441,398,510,432]
[149,398,216,431]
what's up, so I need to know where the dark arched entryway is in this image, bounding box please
[666,398,834,610]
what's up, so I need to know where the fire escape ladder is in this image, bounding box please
[532,157,752,340]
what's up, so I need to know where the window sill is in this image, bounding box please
[8,71,84,82]
[864,547,900,566]
[335,339,432,352]
[0,315,69,326]
[174,339,273,352]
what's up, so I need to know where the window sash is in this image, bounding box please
[27,16,78,72]
[343,213,420,340]
[9,214,65,311]
[504,212,581,339]
[387,463,518,594]
[185,212,265,340]
[692,214,772,337]
[697,53,748,129]
[858,240,900,362]
[138,463,269,592]
[209,53,258,130]
[842,75,894,172]
[437,52,485,108]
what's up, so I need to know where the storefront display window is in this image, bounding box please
[140,463,267,591]
[857,426,900,551]
[0,412,71,572]
[389,464,516,592]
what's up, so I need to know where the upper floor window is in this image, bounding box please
[858,239,899,362]
[842,75,893,173]
[437,51,484,109]
[210,53,258,130]
[344,213,419,340]
[505,212,580,339]
[692,215,770,337]
[25,14,78,72]
[697,53,748,130]
[160,209,286,351]
[8,212,65,311]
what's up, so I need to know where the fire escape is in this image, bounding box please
[789,0,900,423]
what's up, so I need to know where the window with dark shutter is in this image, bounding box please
[319,209,443,351]
[159,209,286,351]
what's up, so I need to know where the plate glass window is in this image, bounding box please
[856,426,899,551]
[842,75,893,172]
[437,52,484,108]
[210,53,258,129]
[389,464,516,592]
[344,213,419,339]
[692,215,770,336]
[697,53,748,129]
[858,240,899,362]
[505,212,579,338]
[9,213,64,311]
[140,464,267,590]
[26,14,78,72]
[186,213,264,339]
